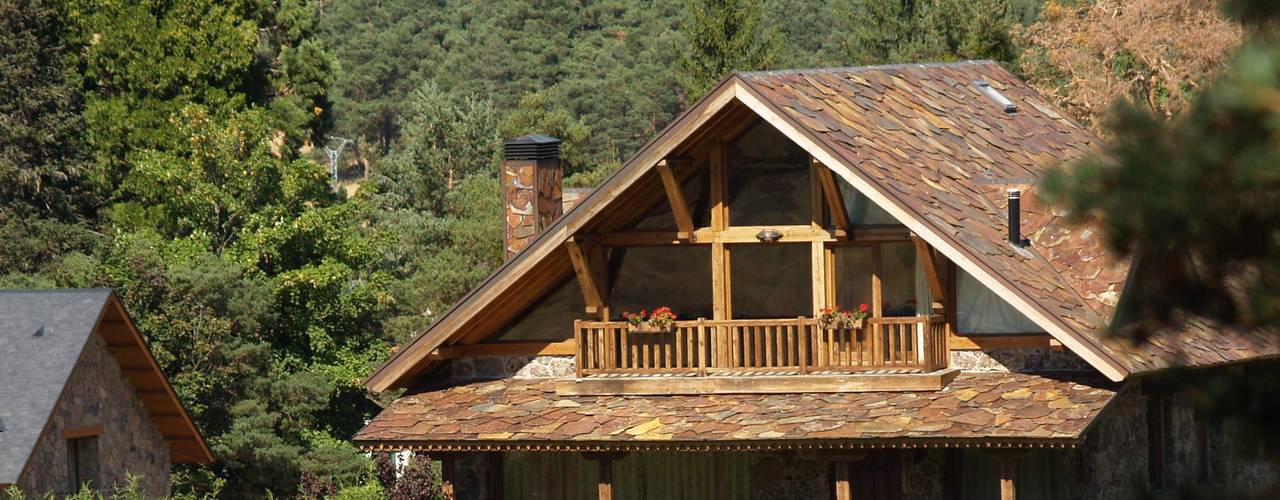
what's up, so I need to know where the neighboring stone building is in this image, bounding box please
[0,290,211,497]
[355,61,1280,499]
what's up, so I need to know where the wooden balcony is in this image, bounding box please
[560,316,954,395]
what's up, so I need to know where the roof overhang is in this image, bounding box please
[96,294,213,463]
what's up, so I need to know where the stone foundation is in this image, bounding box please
[447,355,575,381]
[17,333,170,497]
[950,347,1091,372]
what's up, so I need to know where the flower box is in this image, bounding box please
[628,324,675,334]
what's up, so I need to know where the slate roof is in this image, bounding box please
[737,62,1280,374]
[354,372,1118,451]
[0,289,113,484]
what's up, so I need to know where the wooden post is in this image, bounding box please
[798,316,809,374]
[440,454,457,500]
[832,460,853,500]
[812,240,828,315]
[999,453,1019,500]
[574,319,585,378]
[598,457,613,500]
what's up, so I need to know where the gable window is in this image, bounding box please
[66,435,98,493]
[726,122,811,226]
[729,244,811,318]
[838,179,897,225]
[831,242,932,317]
[955,268,1044,334]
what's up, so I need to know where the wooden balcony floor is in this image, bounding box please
[556,368,959,396]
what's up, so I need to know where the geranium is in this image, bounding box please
[817,306,869,329]
[621,306,678,331]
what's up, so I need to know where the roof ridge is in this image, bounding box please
[736,60,999,78]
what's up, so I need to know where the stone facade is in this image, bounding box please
[447,355,575,381]
[950,347,1092,372]
[502,156,562,260]
[16,333,170,497]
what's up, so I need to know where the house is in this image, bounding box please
[354,61,1280,499]
[0,290,211,497]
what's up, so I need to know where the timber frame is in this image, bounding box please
[366,68,1133,394]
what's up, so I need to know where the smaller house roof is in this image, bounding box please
[0,290,211,484]
[354,372,1118,452]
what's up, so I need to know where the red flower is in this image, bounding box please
[858,303,868,312]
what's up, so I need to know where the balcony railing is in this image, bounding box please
[573,315,948,378]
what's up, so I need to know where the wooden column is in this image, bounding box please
[440,454,458,500]
[812,240,828,314]
[997,452,1022,500]
[584,452,623,500]
[833,461,852,500]
[597,456,613,500]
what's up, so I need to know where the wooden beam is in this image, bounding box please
[656,159,695,238]
[440,454,457,500]
[913,235,947,313]
[588,225,842,247]
[555,369,959,395]
[810,160,825,230]
[431,340,579,360]
[567,239,606,315]
[710,142,728,230]
[597,455,614,500]
[1000,453,1018,500]
[815,159,851,233]
[712,242,728,320]
[63,424,104,439]
[833,461,852,500]
[812,240,828,314]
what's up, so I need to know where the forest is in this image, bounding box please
[0,0,1252,497]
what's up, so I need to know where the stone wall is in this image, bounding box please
[950,347,1091,372]
[447,355,575,381]
[502,156,562,260]
[17,333,170,497]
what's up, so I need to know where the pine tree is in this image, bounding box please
[676,0,779,100]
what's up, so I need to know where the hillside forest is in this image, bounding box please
[0,0,1249,497]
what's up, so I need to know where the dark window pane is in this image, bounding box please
[611,246,712,320]
[955,268,1044,334]
[833,246,873,311]
[730,244,811,318]
[837,177,898,225]
[496,277,588,341]
[880,242,919,316]
[727,122,810,226]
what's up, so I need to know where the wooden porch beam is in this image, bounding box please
[567,238,608,316]
[913,234,947,313]
[430,340,578,360]
[814,158,851,233]
[1000,453,1019,500]
[586,225,843,247]
[833,461,852,500]
[710,142,728,230]
[656,159,695,239]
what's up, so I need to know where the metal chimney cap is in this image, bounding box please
[1007,188,1022,198]
[503,134,562,160]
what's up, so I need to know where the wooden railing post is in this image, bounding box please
[698,318,708,377]
[574,320,584,378]
[797,316,809,374]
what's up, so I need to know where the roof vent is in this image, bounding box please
[1008,189,1029,247]
[976,80,1017,114]
[33,325,45,337]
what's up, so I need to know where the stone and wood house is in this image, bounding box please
[0,290,211,497]
[354,61,1280,499]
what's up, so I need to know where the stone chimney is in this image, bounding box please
[502,134,563,260]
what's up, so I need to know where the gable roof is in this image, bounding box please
[0,289,211,484]
[367,61,1280,391]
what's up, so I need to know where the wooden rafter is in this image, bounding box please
[655,159,695,238]
[585,225,843,247]
[566,238,608,316]
[814,158,851,233]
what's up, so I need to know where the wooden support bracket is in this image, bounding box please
[567,238,610,316]
[814,158,851,233]
[913,234,947,313]
[656,159,696,239]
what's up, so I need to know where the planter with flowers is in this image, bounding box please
[622,307,679,334]
[816,304,869,330]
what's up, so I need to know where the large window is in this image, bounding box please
[612,246,713,320]
[831,242,932,317]
[726,122,811,226]
[495,277,589,341]
[729,244,811,318]
[955,268,1044,334]
[66,436,97,493]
